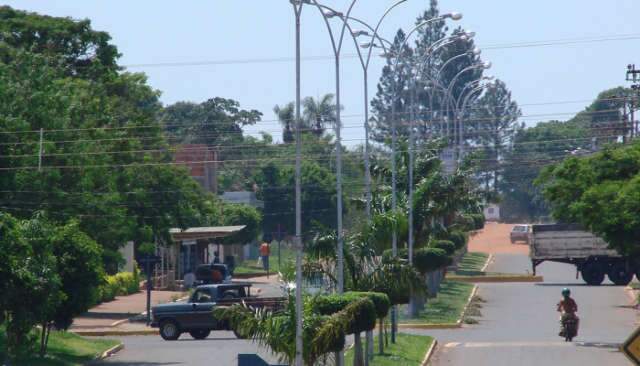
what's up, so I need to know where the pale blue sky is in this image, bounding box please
[5,1,640,146]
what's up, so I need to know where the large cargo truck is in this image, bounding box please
[529,224,634,286]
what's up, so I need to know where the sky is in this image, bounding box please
[4,0,640,147]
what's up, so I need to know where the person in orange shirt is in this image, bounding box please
[259,239,271,277]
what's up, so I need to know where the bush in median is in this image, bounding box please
[430,240,456,255]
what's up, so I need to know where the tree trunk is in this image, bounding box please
[365,330,373,364]
[378,318,384,355]
[39,321,47,357]
[354,332,363,366]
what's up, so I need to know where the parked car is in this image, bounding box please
[510,224,530,244]
[151,283,285,341]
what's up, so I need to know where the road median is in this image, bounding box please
[398,283,479,329]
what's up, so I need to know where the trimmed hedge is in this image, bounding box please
[447,230,468,250]
[381,248,408,263]
[345,292,391,319]
[430,240,456,255]
[341,298,376,334]
[456,215,476,231]
[413,248,451,274]
[471,214,485,230]
[312,291,390,320]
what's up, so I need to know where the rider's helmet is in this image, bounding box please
[562,288,571,297]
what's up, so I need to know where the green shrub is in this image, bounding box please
[95,270,140,304]
[341,298,377,334]
[312,315,346,356]
[345,292,390,319]
[430,240,456,255]
[455,215,475,231]
[471,214,485,230]
[447,231,468,250]
[381,248,408,262]
[413,248,451,274]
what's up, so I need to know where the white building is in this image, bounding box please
[484,204,501,221]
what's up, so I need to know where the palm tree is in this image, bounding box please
[303,94,337,137]
[273,102,295,143]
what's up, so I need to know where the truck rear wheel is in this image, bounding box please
[581,263,605,286]
[608,263,633,286]
[189,330,211,340]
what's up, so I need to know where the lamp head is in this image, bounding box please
[323,9,343,18]
[352,30,370,37]
[443,12,463,21]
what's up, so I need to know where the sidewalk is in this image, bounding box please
[71,290,185,330]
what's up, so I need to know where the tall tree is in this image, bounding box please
[371,29,414,142]
[0,5,119,80]
[469,79,522,194]
[161,98,262,147]
[303,94,336,137]
[274,102,295,143]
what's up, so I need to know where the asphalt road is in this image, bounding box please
[409,253,638,366]
[94,331,281,366]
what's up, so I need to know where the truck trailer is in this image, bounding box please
[529,224,634,286]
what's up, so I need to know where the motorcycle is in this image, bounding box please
[560,315,578,342]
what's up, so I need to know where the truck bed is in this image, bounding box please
[529,224,619,260]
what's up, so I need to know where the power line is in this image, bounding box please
[119,33,640,69]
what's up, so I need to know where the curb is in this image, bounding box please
[421,339,438,366]
[398,285,479,330]
[73,329,158,337]
[97,342,124,360]
[446,275,543,283]
[480,254,493,272]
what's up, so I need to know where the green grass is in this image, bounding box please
[234,247,296,276]
[0,328,118,366]
[454,252,489,276]
[399,281,475,324]
[345,333,433,366]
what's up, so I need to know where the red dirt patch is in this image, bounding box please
[468,222,529,255]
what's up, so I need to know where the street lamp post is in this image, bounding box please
[445,62,492,163]
[289,2,304,365]
[383,12,462,342]
[456,81,495,161]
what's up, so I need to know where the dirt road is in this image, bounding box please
[468,222,528,255]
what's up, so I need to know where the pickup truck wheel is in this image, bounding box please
[608,263,633,286]
[581,263,605,286]
[160,320,181,341]
[189,330,211,340]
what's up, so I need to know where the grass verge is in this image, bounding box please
[234,246,296,276]
[399,281,474,324]
[454,252,489,276]
[345,333,434,366]
[0,328,118,366]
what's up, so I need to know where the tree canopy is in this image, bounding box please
[538,141,640,255]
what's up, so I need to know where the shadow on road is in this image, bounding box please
[176,337,238,342]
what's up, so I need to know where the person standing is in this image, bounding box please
[259,240,271,278]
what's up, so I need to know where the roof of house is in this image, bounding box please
[169,225,246,241]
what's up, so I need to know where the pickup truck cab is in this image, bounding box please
[151,283,253,340]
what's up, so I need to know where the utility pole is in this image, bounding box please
[626,64,640,141]
[291,2,304,365]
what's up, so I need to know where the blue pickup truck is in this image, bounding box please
[151,283,284,340]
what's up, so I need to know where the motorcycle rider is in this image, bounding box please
[557,288,579,336]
